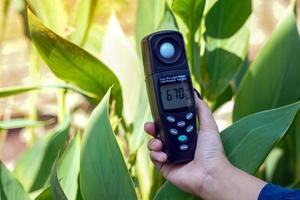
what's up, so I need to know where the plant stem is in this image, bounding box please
[58,88,68,123]
[28,44,40,145]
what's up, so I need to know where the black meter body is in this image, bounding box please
[141,30,197,163]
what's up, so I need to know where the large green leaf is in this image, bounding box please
[233,11,300,120]
[172,0,205,86]
[28,10,123,114]
[172,0,205,35]
[14,117,71,192]
[99,14,152,153]
[100,14,144,123]
[57,133,81,200]
[205,0,251,38]
[0,161,29,200]
[135,0,177,54]
[201,26,249,100]
[27,0,67,35]
[154,102,300,199]
[80,89,137,200]
[70,0,97,46]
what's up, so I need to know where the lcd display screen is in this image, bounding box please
[160,82,193,110]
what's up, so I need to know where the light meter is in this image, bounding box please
[141,30,197,163]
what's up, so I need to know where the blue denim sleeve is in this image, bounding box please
[258,183,300,200]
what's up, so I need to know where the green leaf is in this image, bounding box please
[35,188,52,200]
[27,0,67,35]
[135,0,177,54]
[0,119,43,130]
[135,0,164,51]
[0,85,98,99]
[172,0,206,35]
[205,0,251,38]
[233,11,300,120]
[99,14,152,153]
[0,161,29,200]
[70,0,98,46]
[80,89,137,200]
[201,25,249,100]
[172,0,205,86]
[136,139,154,200]
[14,117,71,192]
[28,10,123,115]
[155,102,300,199]
[57,133,81,200]
[50,159,67,200]
[100,14,144,123]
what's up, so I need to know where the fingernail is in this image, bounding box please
[194,88,203,100]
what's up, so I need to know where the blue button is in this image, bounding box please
[186,112,193,120]
[160,42,175,58]
[179,144,189,151]
[177,121,185,127]
[186,125,194,133]
[166,116,175,123]
[178,135,188,142]
[169,129,178,135]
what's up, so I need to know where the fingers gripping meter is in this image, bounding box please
[141,31,197,163]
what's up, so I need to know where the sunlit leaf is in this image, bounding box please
[154,102,300,199]
[135,1,177,54]
[28,10,123,115]
[27,0,67,35]
[172,0,205,35]
[233,11,300,120]
[14,117,71,192]
[100,14,144,123]
[80,89,137,200]
[0,161,29,200]
[57,133,81,200]
[70,0,98,46]
[205,0,251,38]
[136,140,154,200]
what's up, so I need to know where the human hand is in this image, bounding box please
[144,91,231,196]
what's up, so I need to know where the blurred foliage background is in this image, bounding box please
[0,0,293,168]
[0,0,300,199]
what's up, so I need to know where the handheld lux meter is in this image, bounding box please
[141,30,197,163]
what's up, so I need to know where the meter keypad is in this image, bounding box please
[164,111,196,152]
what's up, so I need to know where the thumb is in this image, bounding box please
[194,91,219,133]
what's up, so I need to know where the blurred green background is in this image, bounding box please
[0,0,300,200]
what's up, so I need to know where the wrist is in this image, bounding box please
[195,159,236,199]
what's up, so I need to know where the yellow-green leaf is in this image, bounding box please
[27,10,123,115]
[80,89,137,200]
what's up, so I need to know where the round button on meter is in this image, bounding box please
[159,42,175,58]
